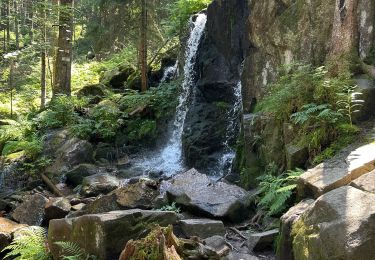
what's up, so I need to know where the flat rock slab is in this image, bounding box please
[48,209,178,260]
[350,169,375,193]
[165,169,252,222]
[292,186,375,260]
[298,143,375,198]
[180,219,225,239]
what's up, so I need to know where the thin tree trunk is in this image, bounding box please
[40,0,47,109]
[14,0,19,50]
[9,60,14,118]
[140,0,148,92]
[6,0,10,50]
[53,0,74,97]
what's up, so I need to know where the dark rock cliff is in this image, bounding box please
[182,0,250,173]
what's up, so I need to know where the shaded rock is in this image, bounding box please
[12,194,48,225]
[180,219,225,239]
[45,197,71,221]
[350,169,375,193]
[286,144,308,170]
[165,169,252,222]
[76,84,105,104]
[47,138,94,174]
[0,218,27,252]
[277,199,314,260]
[65,164,98,186]
[353,75,375,122]
[247,229,278,252]
[100,67,135,89]
[48,209,178,260]
[95,143,121,162]
[81,173,120,197]
[298,143,375,198]
[204,235,230,256]
[70,178,160,217]
[292,186,375,260]
[43,129,71,156]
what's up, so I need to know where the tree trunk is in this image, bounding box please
[40,0,47,108]
[330,0,359,56]
[140,0,148,92]
[6,0,10,50]
[14,0,19,50]
[53,0,74,97]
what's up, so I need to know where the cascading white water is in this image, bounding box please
[133,13,207,176]
[159,62,178,84]
[218,80,243,177]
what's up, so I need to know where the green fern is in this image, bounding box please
[158,202,181,213]
[2,227,52,260]
[55,241,97,260]
[257,168,303,216]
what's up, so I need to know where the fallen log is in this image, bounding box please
[41,173,64,197]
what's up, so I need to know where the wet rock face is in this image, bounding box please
[165,169,253,222]
[48,209,178,260]
[182,0,249,172]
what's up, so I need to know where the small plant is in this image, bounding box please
[337,85,364,126]
[2,227,52,260]
[257,168,304,216]
[55,241,97,260]
[158,202,181,213]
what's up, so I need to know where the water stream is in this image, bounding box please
[133,13,207,177]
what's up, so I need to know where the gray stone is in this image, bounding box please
[298,143,375,198]
[70,178,160,217]
[81,173,120,197]
[292,186,375,260]
[12,194,48,225]
[66,164,98,186]
[48,209,178,260]
[277,199,314,260]
[224,252,259,260]
[350,169,375,193]
[286,144,308,170]
[45,197,71,221]
[165,169,252,222]
[180,219,225,239]
[47,138,94,174]
[247,229,279,252]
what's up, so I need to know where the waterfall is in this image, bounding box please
[159,62,178,84]
[134,13,207,176]
[217,80,243,177]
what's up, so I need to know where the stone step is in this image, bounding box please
[298,143,375,198]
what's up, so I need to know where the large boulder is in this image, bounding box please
[277,199,314,260]
[81,173,121,197]
[298,143,375,198]
[291,186,375,260]
[65,164,98,186]
[179,219,226,239]
[76,84,105,104]
[48,209,178,260]
[0,218,27,252]
[70,178,160,217]
[100,66,135,89]
[11,194,48,226]
[165,169,253,222]
[46,137,94,174]
[45,197,71,221]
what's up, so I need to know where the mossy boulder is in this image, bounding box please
[76,84,105,104]
[65,164,98,187]
[100,66,135,89]
[291,186,375,260]
[48,209,178,260]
